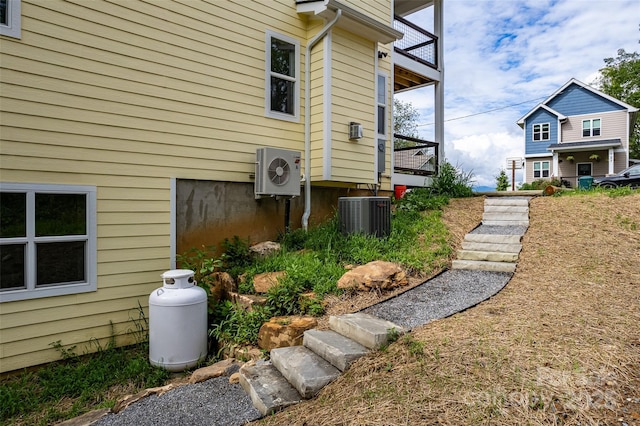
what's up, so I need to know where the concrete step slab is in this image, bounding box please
[270,346,341,399]
[239,360,302,416]
[485,198,529,207]
[482,220,530,227]
[461,241,522,253]
[482,212,529,222]
[464,234,523,244]
[456,250,519,262]
[329,313,405,350]
[303,329,369,372]
[452,259,517,273]
[484,205,529,213]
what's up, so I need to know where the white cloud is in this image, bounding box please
[398,0,639,189]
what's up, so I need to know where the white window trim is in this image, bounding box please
[0,0,21,39]
[265,30,300,122]
[532,122,550,141]
[582,118,601,137]
[376,72,388,137]
[0,183,97,302]
[533,161,550,179]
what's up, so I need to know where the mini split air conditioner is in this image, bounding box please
[255,147,301,197]
[338,196,391,238]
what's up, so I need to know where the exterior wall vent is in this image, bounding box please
[349,122,363,140]
[255,147,301,197]
[338,196,391,237]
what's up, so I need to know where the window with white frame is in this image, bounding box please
[0,0,21,39]
[265,31,300,121]
[582,118,601,137]
[377,73,387,136]
[532,123,550,141]
[0,183,97,302]
[533,161,550,179]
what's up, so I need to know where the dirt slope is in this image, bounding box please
[258,193,640,425]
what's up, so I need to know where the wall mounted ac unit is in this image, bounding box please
[255,147,301,197]
[338,196,391,238]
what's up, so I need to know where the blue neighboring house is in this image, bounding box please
[517,79,638,187]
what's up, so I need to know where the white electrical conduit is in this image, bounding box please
[302,9,342,231]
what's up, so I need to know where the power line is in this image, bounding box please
[416,96,547,127]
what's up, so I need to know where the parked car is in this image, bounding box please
[593,164,640,189]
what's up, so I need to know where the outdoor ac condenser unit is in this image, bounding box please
[255,147,301,197]
[338,196,391,238]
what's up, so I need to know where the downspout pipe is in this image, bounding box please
[302,9,342,231]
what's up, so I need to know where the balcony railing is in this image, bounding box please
[393,15,438,69]
[394,134,439,176]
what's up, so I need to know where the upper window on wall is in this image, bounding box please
[0,0,21,39]
[0,183,97,302]
[532,123,550,141]
[582,119,601,137]
[265,31,300,122]
[377,74,387,136]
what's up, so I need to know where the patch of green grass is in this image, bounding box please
[0,343,169,425]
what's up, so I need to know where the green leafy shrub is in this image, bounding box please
[429,161,474,198]
[220,236,253,278]
[209,301,271,347]
[519,178,562,190]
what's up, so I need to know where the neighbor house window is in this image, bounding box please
[0,183,97,302]
[0,0,21,39]
[582,119,601,137]
[265,30,300,121]
[533,161,550,178]
[532,123,550,141]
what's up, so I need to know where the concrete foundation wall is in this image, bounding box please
[176,180,383,255]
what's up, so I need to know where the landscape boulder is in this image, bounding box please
[257,316,318,351]
[228,291,268,310]
[189,358,242,384]
[208,271,236,301]
[249,241,281,258]
[337,261,408,291]
[253,271,287,293]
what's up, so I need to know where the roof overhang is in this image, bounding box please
[517,104,566,128]
[395,0,433,17]
[547,138,622,153]
[297,0,403,43]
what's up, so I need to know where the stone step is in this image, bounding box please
[482,220,530,227]
[484,198,529,207]
[329,313,405,349]
[482,212,529,222]
[461,241,522,253]
[464,234,523,244]
[270,346,341,399]
[303,329,369,372]
[452,259,517,273]
[239,360,302,416]
[456,250,519,262]
[484,205,529,213]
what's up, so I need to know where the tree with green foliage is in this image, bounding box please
[393,98,420,148]
[594,48,640,159]
[495,169,509,191]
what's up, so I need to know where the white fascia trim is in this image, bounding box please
[524,153,553,159]
[170,178,176,270]
[322,34,332,181]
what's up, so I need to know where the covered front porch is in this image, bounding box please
[548,139,624,187]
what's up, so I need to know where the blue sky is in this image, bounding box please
[397,0,639,188]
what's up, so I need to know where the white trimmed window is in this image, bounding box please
[532,123,549,141]
[265,30,300,122]
[377,73,387,136]
[533,161,550,179]
[0,183,97,302]
[582,118,601,137]
[0,0,21,39]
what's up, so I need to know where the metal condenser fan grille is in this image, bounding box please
[268,157,290,185]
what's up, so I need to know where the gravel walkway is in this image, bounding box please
[93,374,261,426]
[362,269,513,329]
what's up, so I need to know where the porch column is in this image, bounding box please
[552,152,559,178]
[608,148,614,175]
[434,0,444,166]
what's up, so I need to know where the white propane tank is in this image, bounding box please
[149,269,207,371]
